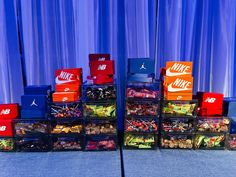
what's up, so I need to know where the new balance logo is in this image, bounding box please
[98,57,106,61]
[204,97,216,103]
[0,126,6,131]
[31,99,38,107]
[168,78,192,92]
[0,109,10,115]
[98,65,107,70]
[166,63,191,76]
[140,63,147,70]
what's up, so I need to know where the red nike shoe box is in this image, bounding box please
[55,68,83,85]
[52,92,79,102]
[89,54,110,61]
[55,84,81,92]
[197,92,224,108]
[164,76,193,93]
[0,104,19,120]
[89,60,115,76]
[0,119,14,137]
[164,91,193,101]
[166,61,192,77]
[198,107,223,116]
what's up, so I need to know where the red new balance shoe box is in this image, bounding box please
[52,92,79,102]
[89,54,110,61]
[55,84,81,92]
[198,107,222,116]
[89,60,115,76]
[55,68,83,85]
[0,119,14,137]
[197,92,224,108]
[0,104,19,120]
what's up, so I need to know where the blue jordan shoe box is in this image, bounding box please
[223,98,236,117]
[230,117,236,134]
[20,110,48,119]
[24,85,52,96]
[21,95,48,110]
[127,73,154,83]
[128,58,155,74]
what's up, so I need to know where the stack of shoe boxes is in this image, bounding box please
[14,85,51,152]
[0,103,19,151]
[50,68,84,151]
[160,61,197,149]
[123,58,159,150]
[195,92,229,150]
[83,54,117,151]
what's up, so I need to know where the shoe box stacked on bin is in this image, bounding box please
[82,54,117,151]
[123,58,160,150]
[14,85,52,151]
[195,92,230,150]
[0,103,19,151]
[50,68,83,151]
[160,61,197,149]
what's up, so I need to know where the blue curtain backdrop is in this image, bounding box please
[0,0,236,129]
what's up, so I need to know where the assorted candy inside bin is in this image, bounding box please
[125,118,158,133]
[161,134,193,149]
[51,102,82,118]
[194,134,226,149]
[51,121,83,134]
[85,120,116,135]
[83,103,116,118]
[228,134,236,149]
[126,101,158,116]
[84,85,116,101]
[52,136,83,151]
[161,118,195,133]
[85,136,116,151]
[0,138,14,151]
[124,133,156,149]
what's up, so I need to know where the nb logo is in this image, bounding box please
[31,99,38,107]
[204,97,216,103]
[0,109,10,115]
[98,65,107,70]
[0,126,6,131]
[140,63,147,70]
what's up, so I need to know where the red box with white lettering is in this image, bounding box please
[0,119,14,137]
[55,68,82,85]
[89,54,110,61]
[0,104,19,120]
[55,84,80,92]
[52,92,79,103]
[89,60,115,76]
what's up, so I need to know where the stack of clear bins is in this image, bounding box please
[82,83,117,151]
[123,82,160,150]
[160,100,198,149]
[50,102,84,151]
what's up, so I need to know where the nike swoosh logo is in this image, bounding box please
[168,83,192,92]
[55,76,76,84]
[166,68,191,76]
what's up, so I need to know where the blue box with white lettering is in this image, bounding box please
[127,74,154,83]
[21,95,48,110]
[128,58,155,74]
[20,110,48,119]
[223,98,236,117]
[24,85,52,96]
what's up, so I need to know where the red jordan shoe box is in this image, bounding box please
[0,119,15,137]
[0,104,19,120]
[52,92,79,103]
[89,60,115,76]
[55,68,82,85]
[55,84,81,92]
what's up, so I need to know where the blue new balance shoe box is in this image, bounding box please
[21,95,48,110]
[20,110,47,119]
[127,73,154,83]
[223,98,236,117]
[24,85,51,96]
[128,58,155,74]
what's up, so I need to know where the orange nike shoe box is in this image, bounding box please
[166,61,192,77]
[55,68,83,85]
[164,91,193,101]
[55,84,81,92]
[164,76,193,93]
[52,92,80,102]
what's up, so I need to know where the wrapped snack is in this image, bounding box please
[85,85,116,101]
[51,123,83,134]
[85,121,116,135]
[52,137,82,150]
[0,138,14,151]
[228,135,236,149]
[16,137,50,151]
[125,118,158,133]
[51,103,82,118]
[161,134,193,149]
[124,134,156,149]
[162,118,194,133]
[14,121,49,136]
[126,87,159,99]
[126,101,158,116]
[194,134,225,149]
[85,136,116,151]
[83,103,116,118]
[196,117,230,133]
[162,101,197,116]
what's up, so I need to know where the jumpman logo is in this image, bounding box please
[31,99,38,107]
[140,63,147,70]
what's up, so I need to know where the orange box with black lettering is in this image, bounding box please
[164,76,193,93]
[52,92,80,103]
[166,61,192,77]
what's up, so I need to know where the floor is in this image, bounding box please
[0,150,236,177]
